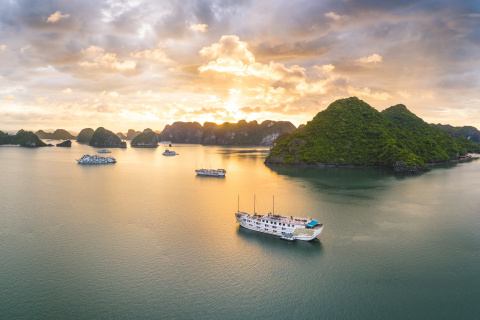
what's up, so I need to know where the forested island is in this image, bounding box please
[131,129,158,147]
[76,128,94,143]
[0,130,47,147]
[265,97,480,174]
[36,129,76,140]
[89,127,127,148]
[157,120,296,146]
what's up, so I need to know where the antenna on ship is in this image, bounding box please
[238,194,240,213]
[273,195,275,215]
[254,194,256,214]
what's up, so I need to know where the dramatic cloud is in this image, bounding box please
[0,0,479,132]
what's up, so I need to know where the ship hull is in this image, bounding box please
[196,172,226,177]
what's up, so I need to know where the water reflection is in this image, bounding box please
[217,148,270,160]
[195,175,226,180]
[236,226,324,257]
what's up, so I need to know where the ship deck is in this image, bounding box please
[239,212,313,226]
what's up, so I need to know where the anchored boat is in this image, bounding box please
[162,149,178,156]
[195,168,226,177]
[76,154,116,164]
[235,196,323,241]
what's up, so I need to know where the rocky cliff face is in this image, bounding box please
[131,129,158,148]
[89,127,122,147]
[157,120,296,146]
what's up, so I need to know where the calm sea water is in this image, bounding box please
[1,142,479,319]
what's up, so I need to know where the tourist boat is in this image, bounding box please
[162,149,178,156]
[98,149,111,153]
[236,211,323,241]
[76,154,116,164]
[235,196,323,241]
[195,168,226,177]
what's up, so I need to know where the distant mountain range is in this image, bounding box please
[35,129,76,140]
[157,120,296,146]
[265,97,480,174]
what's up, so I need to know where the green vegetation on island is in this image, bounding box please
[0,130,47,147]
[77,128,94,143]
[35,129,76,140]
[157,120,296,146]
[131,128,158,147]
[89,127,124,148]
[265,97,479,174]
[433,124,480,144]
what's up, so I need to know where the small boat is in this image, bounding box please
[162,149,178,156]
[98,149,111,153]
[195,168,226,177]
[76,154,116,164]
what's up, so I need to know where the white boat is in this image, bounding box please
[98,149,111,153]
[162,149,178,156]
[195,168,226,177]
[235,196,323,241]
[76,154,116,164]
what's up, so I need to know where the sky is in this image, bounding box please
[1,0,480,133]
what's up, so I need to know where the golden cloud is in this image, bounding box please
[189,24,208,32]
[356,53,383,64]
[130,48,172,63]
[347,86,391,100]
[47,11,70,23]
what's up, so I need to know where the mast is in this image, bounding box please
[273,195,275,215]
[238,195,239,213]
[254,194,256,214]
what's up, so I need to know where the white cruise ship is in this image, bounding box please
[235,211,323,241]
[76,154,116,164]
[195,168,226,177]
[162,149,178,156]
